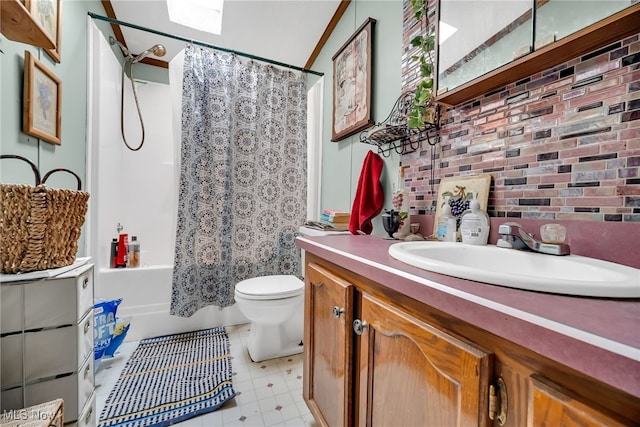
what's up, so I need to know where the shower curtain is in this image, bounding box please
[171,45,308,317]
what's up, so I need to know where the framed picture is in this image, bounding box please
[23,51,62,145]
[29,0,62,63]
[331,17,376,142]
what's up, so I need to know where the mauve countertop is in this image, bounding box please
[296,234,640,398]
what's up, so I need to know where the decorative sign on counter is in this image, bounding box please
[432,174,491,238]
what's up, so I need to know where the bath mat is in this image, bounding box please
[98,327,235,427]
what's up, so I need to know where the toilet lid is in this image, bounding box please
[235,275,304,300]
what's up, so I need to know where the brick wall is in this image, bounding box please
[401,0,640,222]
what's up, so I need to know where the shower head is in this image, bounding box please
[132,44,167,63]
[109,36,167,64]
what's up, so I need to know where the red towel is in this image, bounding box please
[349,151,385,235]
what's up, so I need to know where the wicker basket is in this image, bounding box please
[0,155,90,274]
[0,398,64,427]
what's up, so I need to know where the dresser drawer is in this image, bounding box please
[0,334,23,388]
[0,284,23,334]
[1,355,94,424]
[1,318,92,387]
[1,264,94,334]
[77,392,96,427]
[77,311,94,369]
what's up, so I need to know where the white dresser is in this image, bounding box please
[1,262,96,427]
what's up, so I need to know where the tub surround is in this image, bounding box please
[296,233,639,424]
[97,266,247,342]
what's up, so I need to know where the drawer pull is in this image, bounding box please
[82,277,89,289]
[84,321,91,334]
[84,363,91,378]
[85,406,93,425]
[353,319,368,335]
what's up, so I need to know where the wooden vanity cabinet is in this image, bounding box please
[356,293,493,427]
[528,375,631,427]
[302,253,639,427]
[304,255,493,426]
[304,261,355,427]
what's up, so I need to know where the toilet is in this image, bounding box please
[234,226,346,362]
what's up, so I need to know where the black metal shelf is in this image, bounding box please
[359,91,439,157]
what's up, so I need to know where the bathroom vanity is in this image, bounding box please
[296,234,639,426]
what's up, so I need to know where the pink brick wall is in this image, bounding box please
[401,0,640,222]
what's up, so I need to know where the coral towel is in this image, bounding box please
[349,151,385,235]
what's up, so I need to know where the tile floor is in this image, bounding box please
[95,323,319,427]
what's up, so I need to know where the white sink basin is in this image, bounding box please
[388,242,640,298]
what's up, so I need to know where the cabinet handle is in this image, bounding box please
[82,277,89,289]
[84,363,91,379]
[84,321,90,334]
[353,319,368,335]
[332,306,345,319]
[85,406,93,425]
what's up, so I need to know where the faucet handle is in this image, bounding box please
[503,221,522,227]
[498,222,520,235]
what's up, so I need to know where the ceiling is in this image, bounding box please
[106,0,344,70]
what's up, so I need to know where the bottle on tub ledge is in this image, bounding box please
[116,233,128,268]
[110,238,119,268]
[127,236,141,268]
[110,222,129,268]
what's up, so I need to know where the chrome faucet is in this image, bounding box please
[497,222,570,256]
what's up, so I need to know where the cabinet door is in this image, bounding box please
[304,262,354,427]
[357,293,493,427]
[528,375,631,426]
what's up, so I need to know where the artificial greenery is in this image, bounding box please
[407,0,436,128]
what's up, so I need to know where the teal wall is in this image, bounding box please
[1,1,113,255]
[309,0,403,235]
[1,0,403,257]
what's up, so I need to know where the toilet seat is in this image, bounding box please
[235,275,304,300]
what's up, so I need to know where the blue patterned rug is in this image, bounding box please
[98,327,236,427]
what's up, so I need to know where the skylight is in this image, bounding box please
[166,0,224,35]
[439,20,457,45]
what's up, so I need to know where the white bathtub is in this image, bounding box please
[96,266,247,342]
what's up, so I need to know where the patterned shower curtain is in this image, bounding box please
[171,45,307,317]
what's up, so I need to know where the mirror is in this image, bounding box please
[535,0,631,45]
[438,0,532,94]
[437,0,635,96]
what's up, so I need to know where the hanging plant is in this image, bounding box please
[407,0,436,129]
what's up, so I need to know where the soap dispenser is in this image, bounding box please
[437,196,457,242]
[460,191,490,245]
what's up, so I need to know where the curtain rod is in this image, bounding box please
[88,12,324,77]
